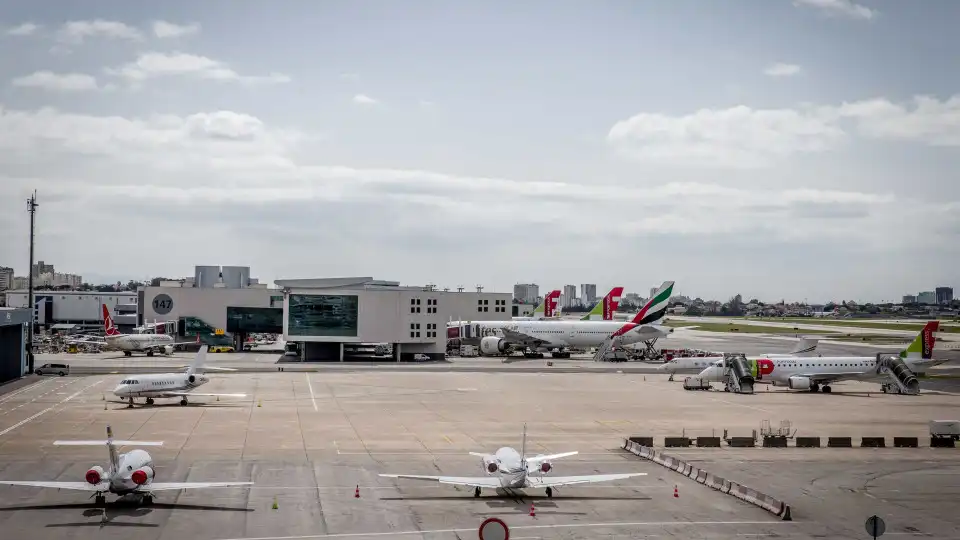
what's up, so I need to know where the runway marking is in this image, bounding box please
[0,378,54,405]
[305,374,318,412]
[0,378,82,416]
[443,435,453,444]
[216,520,796,540]
[0,379,103,437]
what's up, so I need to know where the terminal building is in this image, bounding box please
[0,308,31,384]
[3,290,138,330]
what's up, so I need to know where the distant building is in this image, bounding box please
[513,283,539,305]
[917,291,936,305]
[580,284,597,306]
[31,260,54,277]
[11,277,28,290]
[562,284,577,308]
[902,295,917,304]
[34,272,82,288]
[936,287,954,305]
[0,266,13,290]
[194,265,256,289]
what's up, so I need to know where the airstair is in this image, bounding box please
[722,353,755,394]
[876,354,920,395]
[594,336,628,362]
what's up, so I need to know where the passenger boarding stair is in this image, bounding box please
[594,336,627,362]
[722,353,755,394]
[876,354,920,395]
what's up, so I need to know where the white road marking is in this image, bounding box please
[0,379,53,405]
[216,521,796,540]
[0,379,103,437]
[305,373,318,412]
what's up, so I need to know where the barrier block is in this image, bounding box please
[763,436,788,448]
[695,469,708,483]
[629,436,654,447]
[931,437,956,448]
[696,436,722,447]
[893,437,919,448]
[795,436,821,448]
[827,437,852,448]
[728,437,756,448]
[664,437,691,448]
[861,437,886,448]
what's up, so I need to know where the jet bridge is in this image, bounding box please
[722,353,755,394]
[876,354,920,395]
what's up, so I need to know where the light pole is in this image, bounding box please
[26,191,38,373]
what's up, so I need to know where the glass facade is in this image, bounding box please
[288,295,359,337]
[226,306,283,333]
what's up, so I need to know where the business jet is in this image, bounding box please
[471,281,675,357]
[658,337,821,377]
[0,426,252,506]
[100,304,195,357]
[513,290,561,321]
[112,346,246,407]
[697,321,944,394]
[381,424,645,498]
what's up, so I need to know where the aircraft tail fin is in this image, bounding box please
[102,304,120,336]
[900,321,939,360]
[53,426,163,474]
[630,281,675,326]
[582,286,624,320]
[788,337,820,357]
[542,290,561,318]
[187,346,208,375]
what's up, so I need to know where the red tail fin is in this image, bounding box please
[544,290,561,318]
[102,304,120,336]
[602,287,624,320]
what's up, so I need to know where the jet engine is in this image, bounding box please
[539,461,552,474]
[131,466,154,485]
[85,466,105,485]
[787,376,812,390]
[480,336,510,356]
[188,374,196,383]
[483,457,499,474]
[163,345,174,355]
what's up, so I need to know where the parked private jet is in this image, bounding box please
[380,424,646,498]
[112,346,246,407]
[0,426,253,506]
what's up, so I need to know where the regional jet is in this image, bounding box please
[0,426,253,506]
[113,346,246,407]
[659,337,821,377]
[380,424,646,498]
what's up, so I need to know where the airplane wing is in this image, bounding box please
[500,327,551,348]
[525,472,646,488]
[526,451,578,464]
[379,474,502,488]
[160,392,247,398]
[0,480,111,491]
[140,481,254,491]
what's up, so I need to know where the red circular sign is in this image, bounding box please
[479,517,509,540]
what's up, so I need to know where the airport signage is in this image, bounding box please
[152,293,174,315]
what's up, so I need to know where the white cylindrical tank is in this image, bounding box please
[194,266,220,289]
[220,266,250,289]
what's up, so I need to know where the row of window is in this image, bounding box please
[478,306,507,313]
[410,322,439,339]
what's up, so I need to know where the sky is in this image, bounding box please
[0,0,957,303]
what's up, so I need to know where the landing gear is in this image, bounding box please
[810,383,820,393]
[94,494,106,506]
[123,351,132,357]
[146,350,154,357]
[668,373,675,382]
[145,398,155,405]
[550,351,571,359]
[474,487,481,498]
[822,385,832,393]
[179,398,188,406]
[545,487,553,498]
[142,494,154,505]
[127,397,135,408]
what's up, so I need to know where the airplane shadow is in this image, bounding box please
[106,401,245,409]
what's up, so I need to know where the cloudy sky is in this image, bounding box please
[1,0,957,303]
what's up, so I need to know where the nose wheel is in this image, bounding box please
[474,487,481,498]
[145,398,154,405]
[179,398,188,406]
[545,487,553,498]
[94,494,106,506]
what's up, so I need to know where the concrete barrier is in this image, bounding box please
[696,436,722,447]
[931,437,956,448]
[827,437,853,448]
[629,436,654,447]
[728,436,756,448]
[795,436,821,448]
[893,437,919,448]
[621,438,792,521]
[664,436,692,448]
[763,436,788,448]
[861,437,886,448]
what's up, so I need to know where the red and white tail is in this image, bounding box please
[101,304,120,336]
[544,290,561,318]
[603,287,624,321]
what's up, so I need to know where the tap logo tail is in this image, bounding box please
[102,304,120,336]
[603,287,624,321]
[544,290,561,318]
[900,321,939,360]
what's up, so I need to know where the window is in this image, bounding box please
[478,306,483,312]
[483,306,488,312]
[411,306,417,314]
[416,331,420,337]
[411,299,417,305]
[288,294,359,337]
[410,323,416,329]
[411,331,416,338]
[417,298,421,305]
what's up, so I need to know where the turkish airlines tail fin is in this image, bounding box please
[581,287,624,320]
[630,281,675,326]
[101,304,120,336]
[900,321,939,360]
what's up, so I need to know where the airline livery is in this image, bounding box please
[99,304,194,357]
[113,346,246,407]
[513,290,561,320]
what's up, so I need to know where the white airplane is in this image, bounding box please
[113,346,246,407]
[380,424,646,498]
[0,425,253,506]
[658,337,821,376]
[472,281,675,357]
[512,290,561,321]
[100,304,196,357]
[697,321,945,394]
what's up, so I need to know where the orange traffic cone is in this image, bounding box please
[529,502,536,517]
[354,485,360,498]
[674,485,679,498]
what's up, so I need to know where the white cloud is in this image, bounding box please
[352,94,379,105]
[11,71,98,91]
[57,20,143,44]
[6,23,40,36]
[608,94,960,167]
[152,21,201,38]
[106,52,291,85]
[793,0,876,20]
[764,63,802,77]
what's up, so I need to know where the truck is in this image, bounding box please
[683,377,712,391]
[930,420,960,441]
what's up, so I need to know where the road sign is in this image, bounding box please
[865,515,886,539]
[478,517,509,540]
